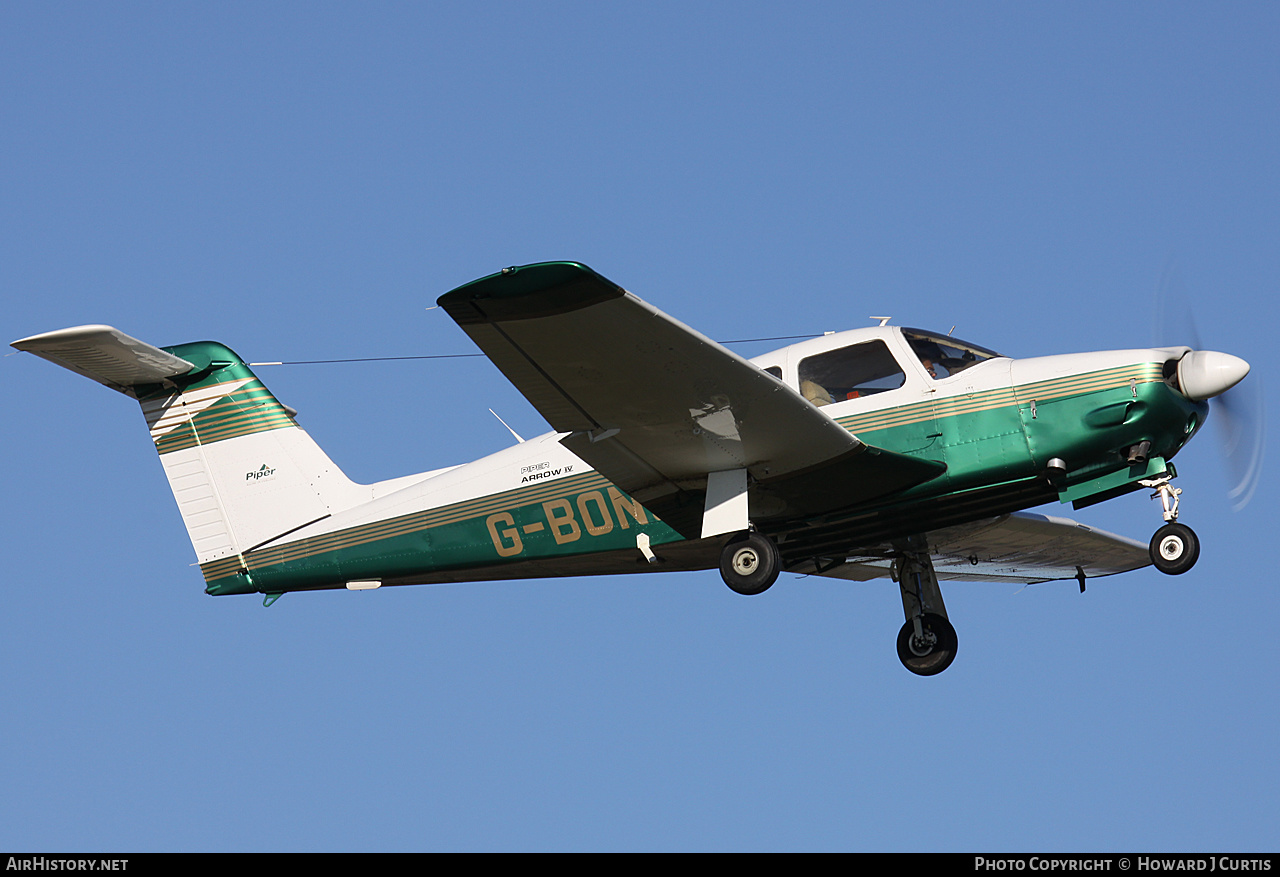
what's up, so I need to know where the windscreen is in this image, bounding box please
[901,329,1002,380]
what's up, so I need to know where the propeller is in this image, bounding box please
[1215,365,1265,510]
[1153,259,1266,510]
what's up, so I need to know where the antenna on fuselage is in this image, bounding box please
[488,408,525,444]
[870,316,892,327]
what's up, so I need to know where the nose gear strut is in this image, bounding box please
[1140,475,1200,575]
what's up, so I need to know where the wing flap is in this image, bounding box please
[800,512,1151,584]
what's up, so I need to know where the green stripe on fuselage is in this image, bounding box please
[833,363,1199,500]
[201,472,684,596]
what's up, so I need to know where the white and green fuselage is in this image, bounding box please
[136,331,1202,600]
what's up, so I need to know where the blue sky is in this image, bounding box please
[2,2,1277,851]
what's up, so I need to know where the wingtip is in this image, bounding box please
[436,261,623,323]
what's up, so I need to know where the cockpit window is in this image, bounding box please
[902,329,1001,380]
[798,340,905,406]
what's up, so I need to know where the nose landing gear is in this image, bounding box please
[1150,522,1200,575]
[1141,476,1200,575]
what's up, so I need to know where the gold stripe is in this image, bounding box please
[156,408,296,453]
[246,471,611,569]
[198,470,615,577]
[139,377,258,409]
[153,381,298,454]
[836,364,1163,434]
[157,421,293,454]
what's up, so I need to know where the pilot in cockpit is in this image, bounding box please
[908,337,946,379]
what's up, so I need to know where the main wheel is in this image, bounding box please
[896,613,958,676]
[1149,522,1199,575]
[719,531,780,595]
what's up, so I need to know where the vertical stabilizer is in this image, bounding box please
[12,327,375,589]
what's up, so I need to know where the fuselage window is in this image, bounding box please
[763,366,783,380]
[798,340,906,406]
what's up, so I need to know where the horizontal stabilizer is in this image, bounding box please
[11,325,194,395]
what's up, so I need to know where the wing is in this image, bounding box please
[438,262,945,537]
[794,512,1150,584]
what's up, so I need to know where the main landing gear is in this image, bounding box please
[718,530,960,675]
[893,537,958,676]
[1141,476,1200,576]
[718,530,781,595]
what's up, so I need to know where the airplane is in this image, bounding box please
[11,261,1255,675]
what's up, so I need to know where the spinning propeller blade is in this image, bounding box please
[1217,374,1265,511]
[1154,259,1265,510]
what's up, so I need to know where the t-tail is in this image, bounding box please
[11,325,388,597]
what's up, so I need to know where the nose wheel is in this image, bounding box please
[1150,522,1200,575]
[1141,476,1201,575]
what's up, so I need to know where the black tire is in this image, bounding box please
[896,613,958,676]
[719,531,780,596]
[1149,522,1200,575]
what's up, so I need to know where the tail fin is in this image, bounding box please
[12,325,374,592]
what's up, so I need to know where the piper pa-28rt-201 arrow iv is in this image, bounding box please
[13,262,1257,675]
